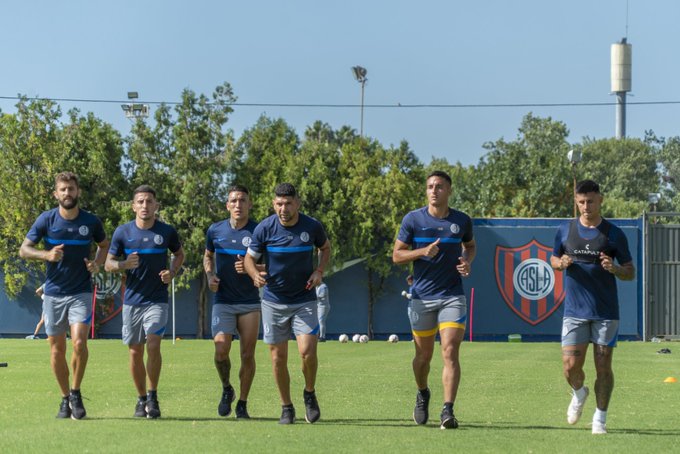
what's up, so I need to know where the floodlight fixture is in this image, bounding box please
[351,66,367,82]
[567,148,582,164]
[648,193,661,205]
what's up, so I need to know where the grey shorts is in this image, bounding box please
[43,293,92,336]
[408,295,467,337]
[261,299,318,344]
[211,303,261,338]
[561,317,619,347]
[122,303,169,345]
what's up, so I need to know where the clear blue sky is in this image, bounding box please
[2,0,678,166]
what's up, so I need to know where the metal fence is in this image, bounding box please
[645,212,680,340]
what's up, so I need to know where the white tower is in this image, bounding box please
[611,38,632,139]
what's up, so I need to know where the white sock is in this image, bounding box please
[573,386,587,400]
[593,408,607,424]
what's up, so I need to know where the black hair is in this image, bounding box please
[426,170,452,186]
[274,183,297,197]
[575,179,600,194]
[228,184,249,195]
[133,184,157,199]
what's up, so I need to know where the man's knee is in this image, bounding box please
[214,339,231,361]
[441,344,460,365]
[72,336,88,355]
[270,346,288,366]
[414,348,434,364]
[240,348,255,364]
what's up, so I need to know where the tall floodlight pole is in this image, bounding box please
[351,66,367,136]
[567,149,582,218]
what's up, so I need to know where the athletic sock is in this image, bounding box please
[70,388,81,396]
[419,388,430,398]
[443,402,454,412]
[573,386,587,400]
[593,408,607,424]
[147,390,158,400]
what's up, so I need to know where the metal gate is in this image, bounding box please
[645,212,680,340]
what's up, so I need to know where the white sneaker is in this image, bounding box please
[592,421,607,434]
[567,386,589,424]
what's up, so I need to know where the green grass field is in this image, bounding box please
[1,339,678,453]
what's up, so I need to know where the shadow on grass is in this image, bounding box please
[84,416,281,422]
[77,417,680,435]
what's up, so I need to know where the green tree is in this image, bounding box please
[578,137,659,217]
[227,116,300,221]
[476,113,572,217]
[337,138,423,337]
[0,98,125,297]
[651,134,680,213]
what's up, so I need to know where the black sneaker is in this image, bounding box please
[303,390,320,423]
[57,397,71,419]
[134,398,147,418]
[440,405,459,429]
[69,390,87,420]
[413,388,430,425]
[279,405,296,424]
[145,397,161,419]
[218,385,235,417]
[235,400,250,419]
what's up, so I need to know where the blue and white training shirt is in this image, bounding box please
[26,208,106,296]
[205,219,260,305]
[109,220,182,306]
[247,213,327,305]
[397,206,473,300]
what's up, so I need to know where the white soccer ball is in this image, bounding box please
[352,334,361,343]
[338,334,349,343]
[359,334,369,343]
[388,334,399,343]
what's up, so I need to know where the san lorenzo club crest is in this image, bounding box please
[92,272,125,326]
[494,239,565,325]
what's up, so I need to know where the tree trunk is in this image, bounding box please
[367,268,374,339]
[197,274,207,339]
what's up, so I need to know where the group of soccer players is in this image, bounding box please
[22,170,633,433]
